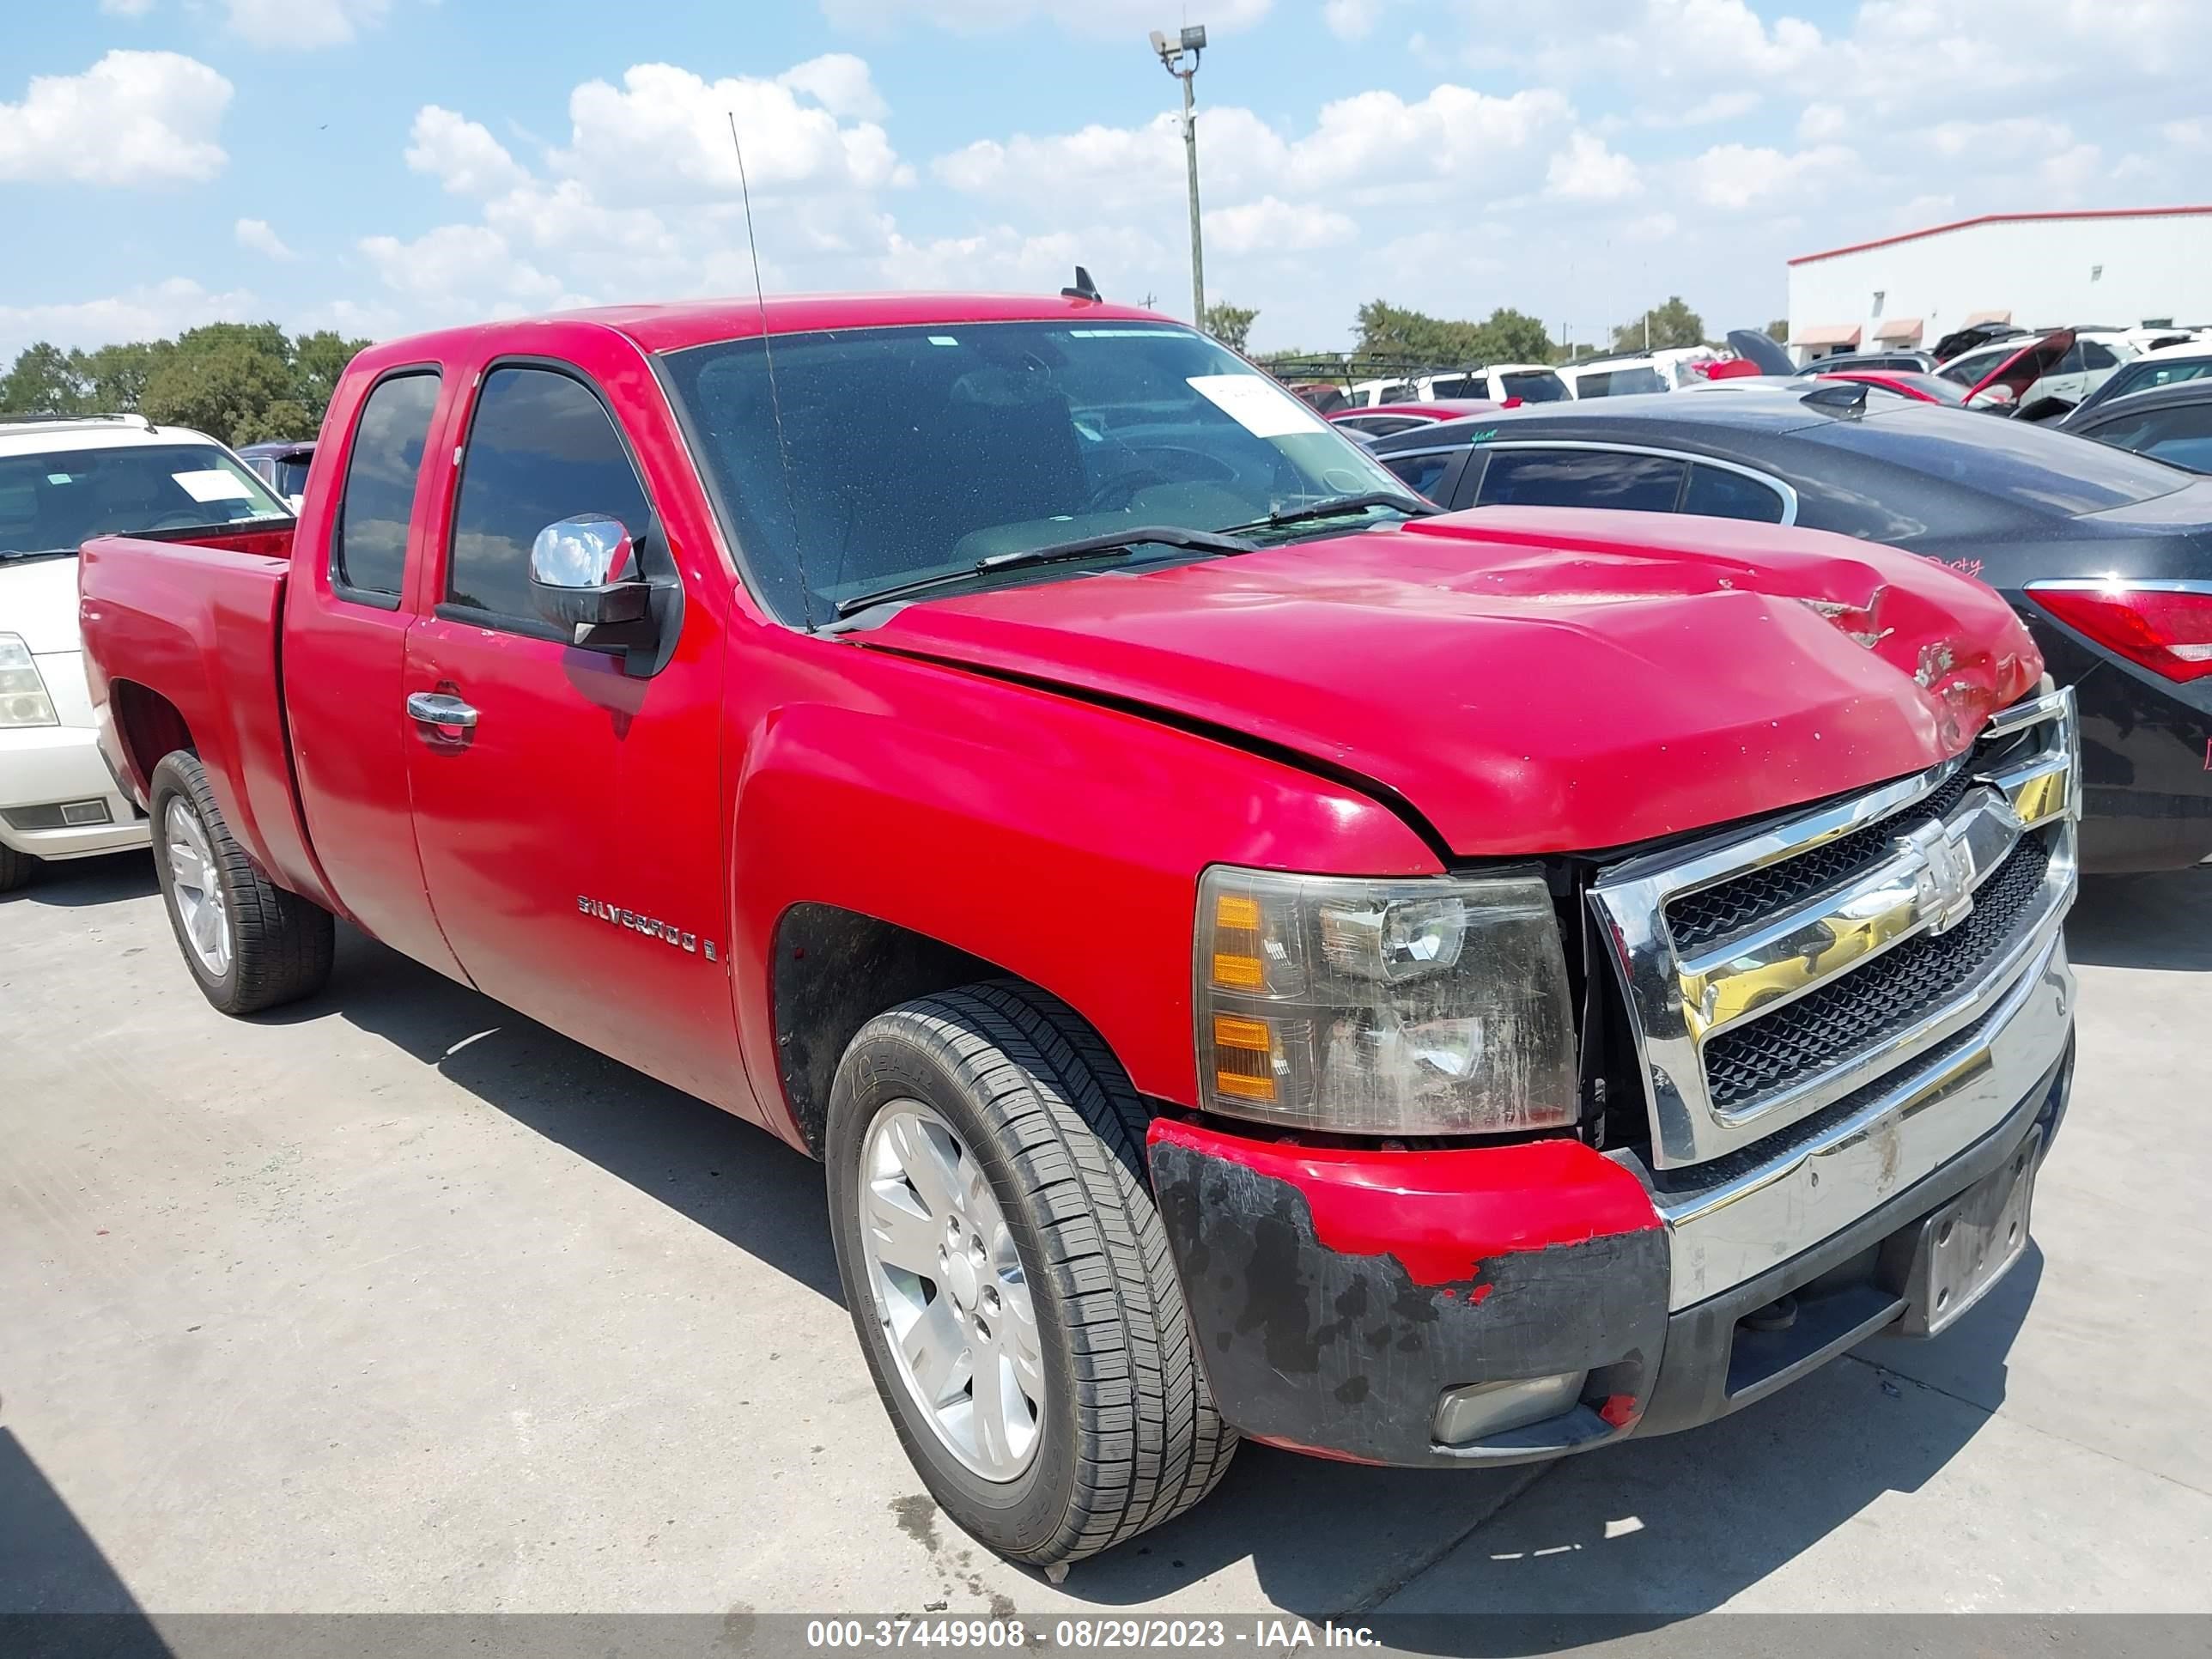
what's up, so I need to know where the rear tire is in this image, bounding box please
[149,750,334,1015]
[0,844,33,893]
[825,980,1236,1566]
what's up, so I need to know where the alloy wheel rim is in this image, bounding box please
[164,798,231,978]
[858,1101,1044,1482]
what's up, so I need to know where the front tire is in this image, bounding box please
[149,750,334,1015]
[0,844,33,893]
[825,981,1236,1566]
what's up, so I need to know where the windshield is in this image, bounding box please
[662,320,1409,623]
[0,441,290,559]
[1500,370,1569,403]
[1577,367,1667,398]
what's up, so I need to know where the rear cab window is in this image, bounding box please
[333,372,441,605]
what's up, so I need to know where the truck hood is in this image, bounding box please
[0,555,86,654]
[858,508,2043,858]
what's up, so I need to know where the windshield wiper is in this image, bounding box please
[0,547,75,562]
[833,525,1256,618]
[1218,491,1441,535]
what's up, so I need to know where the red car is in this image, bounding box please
[78,289,2077,1569]
[1814,368,1973,405]
[1328,398,1504,440]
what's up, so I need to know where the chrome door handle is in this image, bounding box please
[405,691,478,729]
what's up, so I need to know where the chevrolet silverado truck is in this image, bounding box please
[77,292,2081,1567]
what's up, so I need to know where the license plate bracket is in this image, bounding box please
[1881,1126,2041,1338]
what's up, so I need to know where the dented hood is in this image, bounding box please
[860,508,2043,857]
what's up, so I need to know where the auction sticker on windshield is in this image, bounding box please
[172,469,254,503]
[1188,374,1330,438]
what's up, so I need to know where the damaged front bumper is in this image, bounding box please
[1146,934,2075,1467]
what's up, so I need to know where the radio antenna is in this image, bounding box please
[729,109,814,629]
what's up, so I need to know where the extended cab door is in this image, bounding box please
[282,364,470,981]
[401,343,746,1113]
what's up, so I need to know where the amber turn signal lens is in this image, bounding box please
[1212,1013,1273,1051]
[1211,951,1265,989]
[1214,894,1262,931]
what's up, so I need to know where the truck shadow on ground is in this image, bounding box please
[301,925,845,1304]
[0,1428,171,1653]
[2065,869,2212,969]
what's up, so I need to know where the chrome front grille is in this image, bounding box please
[1700,834,2048,1110]
[1589,689,2080,1170]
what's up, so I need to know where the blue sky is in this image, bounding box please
[8,1,2210,360]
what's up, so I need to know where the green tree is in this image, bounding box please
[1612,295,1708,352]
[291,330,368,417]
[1356,300,1560,365]
[140,323,299,445]
[1477,307,1555,363]
[234,398,317,445]
[76,340,173,413]
[0,343,89,415]
[1203,301,1259,352]
[1765,318,1790,343]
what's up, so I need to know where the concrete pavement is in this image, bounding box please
[3,855,2207,1632]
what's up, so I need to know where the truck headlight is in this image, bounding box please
[0,635,58,727]
[1194,866,1577,1135]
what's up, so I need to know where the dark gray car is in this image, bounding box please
[1369,389,2212,872]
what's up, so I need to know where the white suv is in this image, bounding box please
[1,414,292,890]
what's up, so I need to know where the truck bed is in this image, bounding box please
[77,526,336,910]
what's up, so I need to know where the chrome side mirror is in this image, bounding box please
[528,514,650,631]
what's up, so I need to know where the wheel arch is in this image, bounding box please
[771,901,1078,1158]
[108,678,197,799]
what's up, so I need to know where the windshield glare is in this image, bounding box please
[0,441,291,557]
[661,320,1410,622]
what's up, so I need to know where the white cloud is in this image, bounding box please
[1797,101,1847,143]
[935,85,1572,215]
[558,63,905,201]
[405,106,530,197]
[1203,197,1357,255]
[1684,142,1855,210]
[818,0,1273,36]
[100,0,157,15]
[777,53,889,121]
[0,277,258,360]
[234,217,295,260]
[0,52,230,185]
[1651,89,1759,127]
[1546,130,1638,200]
[1323,0,1382,39]
[223,0,388,49]
[359,224,574,318]
[2163,118,2209,150]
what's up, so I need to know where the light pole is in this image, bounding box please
[1150,25,1207,330]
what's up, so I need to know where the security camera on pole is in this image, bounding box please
[1149,24,1207,331]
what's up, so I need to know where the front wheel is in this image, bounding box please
[825,981,1236,1566]
[149,750,334,1015]
[0,844,33,893]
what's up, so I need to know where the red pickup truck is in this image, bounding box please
[78,291,2081,1568]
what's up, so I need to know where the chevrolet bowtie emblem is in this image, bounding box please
[1897,815,1980,935]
